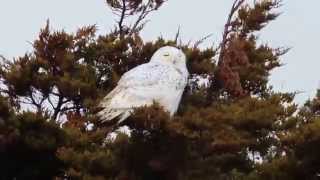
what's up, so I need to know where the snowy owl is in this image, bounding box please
[98,46,189,123]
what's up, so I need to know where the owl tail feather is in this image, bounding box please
[98,108,132,124]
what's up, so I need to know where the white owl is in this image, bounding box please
[98,46,189,123]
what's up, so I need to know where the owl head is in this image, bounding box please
[150,46,187,71]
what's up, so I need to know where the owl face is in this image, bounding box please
[150,46,187,69]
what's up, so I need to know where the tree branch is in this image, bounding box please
[174,26,181,45]
[61,106,78,112]
[194,34,213,48]
[52,96,63,121]
[118,0,127,37]
[28,91,42,112]
[129,0,153,36]
[207,0,246,103]
[218,0,245,66]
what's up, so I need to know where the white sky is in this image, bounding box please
[0,0,319,104]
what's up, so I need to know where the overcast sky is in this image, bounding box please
[0,0,319,104]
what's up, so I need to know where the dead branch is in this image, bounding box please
[118,0,127,37]
[174,26,181,44]
[194,34,213,49]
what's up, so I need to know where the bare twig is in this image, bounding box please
[48,91,66,121]
[61,106,77,112]
[194,34,213,48]
[174,26,181,44]
[47,94,56,109]
[118,0,127,37]
[52,96,63,121]
[28,91,42,112]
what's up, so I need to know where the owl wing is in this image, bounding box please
[98,63,167,123]
[117,63,165,87]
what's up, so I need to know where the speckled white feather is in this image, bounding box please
[98,46,189,123]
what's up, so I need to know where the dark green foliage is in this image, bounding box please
[0,96,66,179]
[0,0,318,179]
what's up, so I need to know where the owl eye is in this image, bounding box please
[163,53,170,57]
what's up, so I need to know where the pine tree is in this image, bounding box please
[0,0,317,179]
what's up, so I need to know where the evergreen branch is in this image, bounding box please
[207,0,246,103]
[218,0,245,66]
